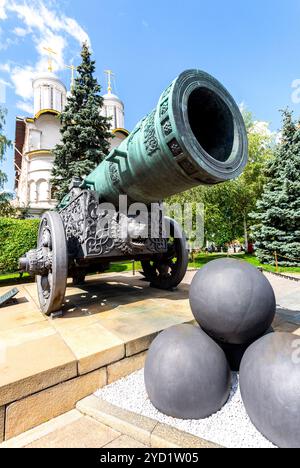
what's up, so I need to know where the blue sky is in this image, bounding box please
[1,0,300,190]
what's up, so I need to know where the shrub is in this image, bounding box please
[0,218,40,274]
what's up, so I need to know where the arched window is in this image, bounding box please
[50,186,58,201]
[37,179,49,202]
[41,85,53,109]
[29,181,37,204]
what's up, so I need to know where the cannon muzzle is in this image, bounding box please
[84,69,248,205]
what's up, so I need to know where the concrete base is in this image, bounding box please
[0,272,194,441]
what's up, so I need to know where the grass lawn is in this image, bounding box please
[0,254,299,288]
[0,272,33,287]
[189,253,300,274]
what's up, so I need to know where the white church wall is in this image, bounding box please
[29,155,54,173]
[29,180,37,204]
[33,74,67,116]
[41,85,51,110]
[109,133,127,151]
[28,129,42,152]
[35,115,61,149]
[36,179,49,202]
[116,106,125,129]
[101,96,125,130]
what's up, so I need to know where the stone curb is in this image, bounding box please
[263,270,300,282]
[76,395,221,449]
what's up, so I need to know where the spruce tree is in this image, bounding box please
[251,110,300,267]
[51,42,112,202]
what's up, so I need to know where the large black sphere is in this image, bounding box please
[189,259,276,345]
[240,332,300,448]
[216,328,274,372]
[144,324,231,420]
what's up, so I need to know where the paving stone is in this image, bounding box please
[107,351,147,384]
[97,306,193,353]
[25,416,120,448]
[103,434,147,448]
[5,368,107,439]
[0,410,82,448]
[151,423,221,449]
[0,286,45,331]
[273,315,300,334]
[55,322,125,375]
[0,322,77,406]
[77,395,157,446]
[22,283,40,307]
[126,333,158,357]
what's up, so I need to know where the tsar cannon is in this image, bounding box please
[19,70,248,315]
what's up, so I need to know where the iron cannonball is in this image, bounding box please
[215,328,274,372]
[189,259,276,345]
[240,332,300,448]
[144,324,231,420]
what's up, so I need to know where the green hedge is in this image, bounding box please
[0,218,40,274]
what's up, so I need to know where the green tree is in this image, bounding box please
[51,42,112,202]
[0,106,13,216]
[251,110,300,266]
[233,126,274,249]
[168,111,275,249]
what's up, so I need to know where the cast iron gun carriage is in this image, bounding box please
[19,70,248,315]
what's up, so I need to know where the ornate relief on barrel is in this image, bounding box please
[162,118,173,136]
[159,100,169,119]
[168,138,183,157]
[144,110,159,156]
[179,158,198,176]
[109,162,121,186]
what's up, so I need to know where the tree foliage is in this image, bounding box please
[251,110,300,266]
[0,218,40,273]
[51,42,112,202]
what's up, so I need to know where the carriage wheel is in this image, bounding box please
[36,212,68,315]
[141,218,189,290]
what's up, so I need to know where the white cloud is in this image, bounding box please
[250,121,273,137]
[63,17,90,46]
[0,62,11,72]
[36,32,66,72]
[250,120,281,147]
[13,26,29,36]
[16,100,34,115]
[11,65,35,99]
[0,0,7,20]
[0,76,12,87]
[0,0,91,105]
[239,102,247,113]
[7,1,90,46]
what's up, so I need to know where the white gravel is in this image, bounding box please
[95,369,276,449]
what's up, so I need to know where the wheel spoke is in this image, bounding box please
[36,212,68,315]
[141,219,188,290]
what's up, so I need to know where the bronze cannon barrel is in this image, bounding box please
[84,69,248,205]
